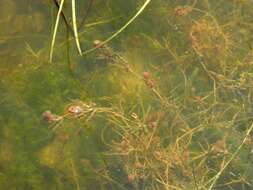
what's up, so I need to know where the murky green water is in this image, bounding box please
[1,0,253,189]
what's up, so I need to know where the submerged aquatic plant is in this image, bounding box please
[2,0,253,190]
[49,0,152,62]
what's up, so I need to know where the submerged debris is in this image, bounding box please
[174,6,192,16]
[93,39,103,48]
[67,105,83,115]
[93,39,119,63]
[131,112,138,120]
[211,139,228,155]
[42,110,63,123]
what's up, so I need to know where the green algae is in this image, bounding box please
[1,0,253,190]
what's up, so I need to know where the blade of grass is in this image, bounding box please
[49,0,65,62]
[82,0,152,55]
[72,0,83,56]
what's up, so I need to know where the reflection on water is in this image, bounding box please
[1,0,253,189]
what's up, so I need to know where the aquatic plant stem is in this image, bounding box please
[70,159,80,190]
[78,0,94,30]
[49,0,65,62]
[206,122,253,190]
[71,0,83,55]
[82,0,152,55]
[52,0,74,36]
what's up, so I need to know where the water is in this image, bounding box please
[1,0,253,189]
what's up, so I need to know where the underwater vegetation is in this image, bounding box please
[1,0,253,189]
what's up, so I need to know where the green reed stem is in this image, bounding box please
[71,0,83,55]
[49,0,65,62]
